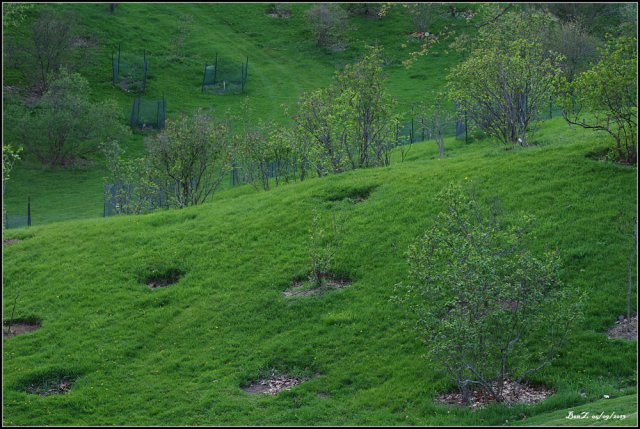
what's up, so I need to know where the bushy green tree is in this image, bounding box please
[305,3,349,50]
[293,45,399,175]
[562,36,637,164]
[447,12,563,147]
[233,101,297,190]
[336,45,400,167]
[18,68,129,167]
[293,85,353,177]
[146,109,232,208]
[396,183,583,404]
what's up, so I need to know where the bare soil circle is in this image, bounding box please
[608,315,637,341]
[3,321,41,339]
[26,378,74,396]
[436,379,554,410]
[242,374,305,395]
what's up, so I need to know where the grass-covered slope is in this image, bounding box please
[514,394,637,426]
[2,120,637,426]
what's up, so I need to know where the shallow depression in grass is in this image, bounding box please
[142,268,184,289]
[2,318,41,339]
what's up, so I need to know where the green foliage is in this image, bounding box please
[293,45,400,176]
[305,3,349,50]
[562,36,637,164]
[294,85,353,177]
[397,182,584,403]
[2,144,22,184]
[18,68,129,167]
[336,45,400,167]
[448,11,564,146]
[308,211,342,288]
[2,3,35,28]
[2,143,23,229]
[536,3,638,37]
[28,10,77,92]
[342,3,381,19]
[419,92,452,158]
[546,19,600,83]
[145,109,233,208]
[404,3,445,34]
[102,141,160,215]
[233,101,297,190]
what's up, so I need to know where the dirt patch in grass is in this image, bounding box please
[242,374,306,395]
[26,378,74,396]
[436,379,554,410]
[2,239,21,247]
[3,321,41,339]
[284,275,352,298]
[608,315,637,341]
[144,268,184,289]
[326,185,378,204]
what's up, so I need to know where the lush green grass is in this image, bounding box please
[515,394,638,426]
[2,3,637,426]
[3,117,637,425]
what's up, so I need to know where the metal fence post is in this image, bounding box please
[213,53,218,84]
[201,63,207,93]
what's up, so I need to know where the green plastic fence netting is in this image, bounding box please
[201,54,248,94]
[104,183,171,216]
[112,44,148,93]
[130,96,166,129]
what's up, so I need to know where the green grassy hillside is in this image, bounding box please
[2,3,637,426]
[3,2,460,227]
[3,118,637,425]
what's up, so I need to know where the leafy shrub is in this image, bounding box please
[395,183,584,404]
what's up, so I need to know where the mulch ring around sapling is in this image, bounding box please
[144,268,184,289]
[3,320,41,339]
[242,374,307,396]
[283,275,352,298]
[608,315,638,341]
[26,377,75,396]
[436,379,554,411]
